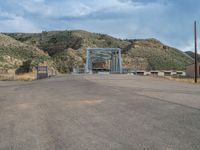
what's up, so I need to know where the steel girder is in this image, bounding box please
[85,48,122,74]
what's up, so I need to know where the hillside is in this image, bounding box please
[124,39,194,70]
[0,33,55,75]
[5,30,194,73]
[185,51,200,62]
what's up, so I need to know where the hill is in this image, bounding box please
[185,51,200,62]
[0,33,55,75]
[123,39,194,70]
[5,30,194,73]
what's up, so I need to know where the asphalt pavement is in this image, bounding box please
[0,74,200,150]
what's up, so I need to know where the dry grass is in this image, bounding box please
[0,72,36,81]
[163,76,200,84]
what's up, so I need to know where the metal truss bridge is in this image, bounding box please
[85,48,123,74]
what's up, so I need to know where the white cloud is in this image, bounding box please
[18,0,135,18]
[0,0,199,51]
[0,14,40,32]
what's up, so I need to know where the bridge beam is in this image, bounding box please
[85,48,123,74]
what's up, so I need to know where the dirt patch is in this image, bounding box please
[16,103,36,110]
[65,98,104,107]
[80,99,104,105]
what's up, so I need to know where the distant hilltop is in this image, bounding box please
[1,30,194,73]
[185,51,200,62]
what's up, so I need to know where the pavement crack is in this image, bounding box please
[136,92,200,111]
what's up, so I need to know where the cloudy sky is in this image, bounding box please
[0,0,199,51]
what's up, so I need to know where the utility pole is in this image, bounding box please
[194,21,198,83]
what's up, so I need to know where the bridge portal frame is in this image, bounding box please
[85,48,123,74]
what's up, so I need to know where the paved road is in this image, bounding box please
[0,75,200,150]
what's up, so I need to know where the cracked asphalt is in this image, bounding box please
[0,74,200,150]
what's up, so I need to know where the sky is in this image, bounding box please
[0,0,200,52]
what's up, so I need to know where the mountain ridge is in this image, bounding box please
[3,30,194,73]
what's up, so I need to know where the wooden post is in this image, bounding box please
[194,21,198,83]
